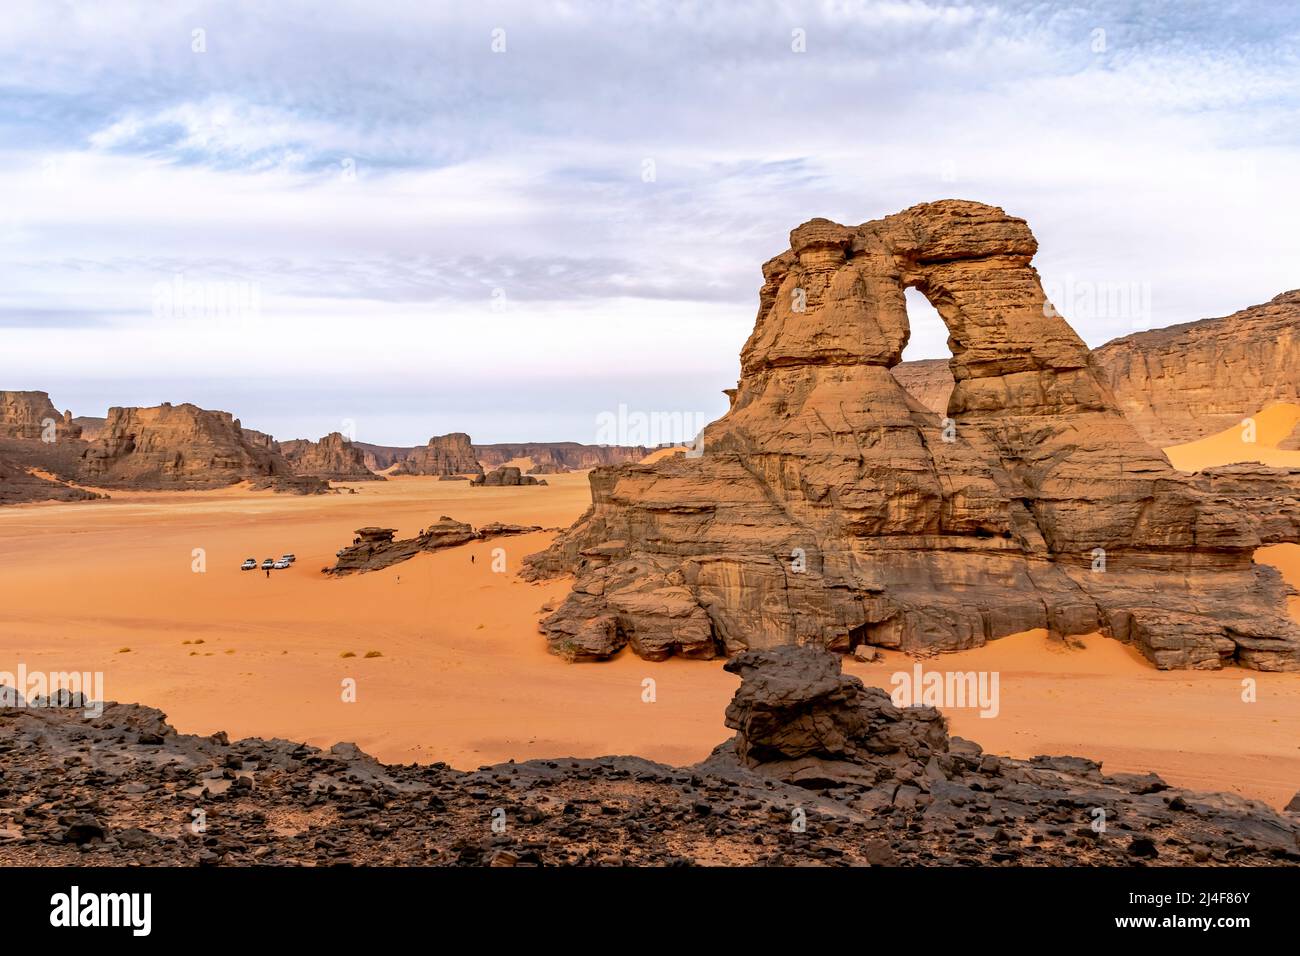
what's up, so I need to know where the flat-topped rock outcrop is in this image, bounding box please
[525,201,1300,671]
[280,432,383,481]
[471,466,547,487]
[0,391,80,441]
[77,402,325,493]
[894,290,1300,450]
[389,433,483,477]
[475,442,652,474]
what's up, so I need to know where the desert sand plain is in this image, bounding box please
[1,412,1298,807]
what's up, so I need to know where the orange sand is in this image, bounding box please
[1163,402,1300,472]
[1,458,1298,807]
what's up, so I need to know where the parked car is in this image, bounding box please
[281,554,296,564]
[240,558,257,571]
[272,559,291,570]
[261,558,275,570]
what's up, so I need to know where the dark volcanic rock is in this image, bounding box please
[2,646,1295,868]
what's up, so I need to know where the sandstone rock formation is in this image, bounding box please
[893,290,1300,449]
[280,432,383,481]
[1095,290,1300,447]
[3,647,1296,866]
[78,402,324,492]
[0,452,102,505]
[389,433,483,477]
[889,359,951,415]
[526,201,1300,670]
[353,441,414,472]
[471,466,547,487]
[324,516,542,574]
[0,391,80,441]
[72,416,106,441]
[475,442,653,474]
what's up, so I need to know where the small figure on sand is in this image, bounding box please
[265,568,270,578]
[471,554,475,564]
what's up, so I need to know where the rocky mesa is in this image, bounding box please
[280,432,383,481]
[525,200,1300,671]
[78,402,325,493]
[389,433,483,477]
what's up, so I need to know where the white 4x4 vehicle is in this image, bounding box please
[272,559,291,570]
[240,558,257,571]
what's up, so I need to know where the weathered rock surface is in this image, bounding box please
[77,402,322,492]
[71,416,106,442]
[894,290,1300,449]
[0,452,103,505]
[2,646,1294,867]
[390,433,483,477]
[526,201,1300,670]
[889,359,952,415]
[475,442,653,474]
[0,391,80,441]
[471,466,547,487]
[280,432,383,481]
[1095,290,1300,447]
[324,516,542,574]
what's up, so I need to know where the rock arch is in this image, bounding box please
[526,201,1300,671]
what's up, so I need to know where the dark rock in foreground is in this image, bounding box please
[1,647,1294,867]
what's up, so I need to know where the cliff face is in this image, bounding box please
[78,402,317,491]
[525,201,1300,671]
[1093,290,1300,447]
[0,391,81,441]
[280,432,382,481]
[892,290,1300,448]
[475,442,651,473]
[889,359,951,415]
[390,433,483,476]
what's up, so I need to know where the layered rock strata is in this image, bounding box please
[475,442,653,473]
[280,432,383,481]
[1095,290,1300,447]
[525,201,1300,670]
[389,433,483,477]
[78,403,321,492]
[893,291,1300,449]
[0,391,80,441]
[471,466,547,487]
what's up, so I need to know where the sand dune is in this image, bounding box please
[1163,401,1300,472]
[2,450,1298,807]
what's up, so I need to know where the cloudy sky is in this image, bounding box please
[2,1,1297,445]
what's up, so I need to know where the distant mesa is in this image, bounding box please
[474,442,652,475]
[77,402,326,494]
[389,433,483,477]
[471,466,547,487]
[279,432,384,481]
[0,390,80,441]
[893,289,1300,450]
[526,200,1300,671]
